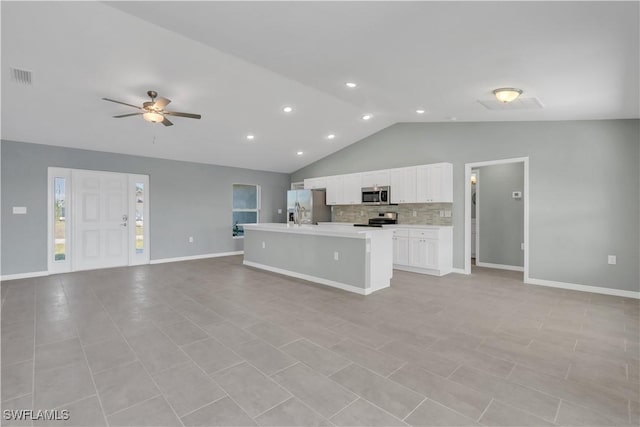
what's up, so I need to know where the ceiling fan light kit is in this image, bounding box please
[102,90,201,127]
[493,88,523,103]
[143,111,164,123]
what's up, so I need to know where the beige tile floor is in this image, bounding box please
[1,255,638,426]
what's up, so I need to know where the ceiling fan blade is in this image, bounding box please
[102,97,141,109]
[161,117,174,127]
[113,112,143,118]
[153,97,171,109]
[164,111,201,119]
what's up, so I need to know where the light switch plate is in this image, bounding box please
[608,255,616,265]
[13,206,27,214]
[277,208,282,214]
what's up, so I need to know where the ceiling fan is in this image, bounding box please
[102,90,201,126]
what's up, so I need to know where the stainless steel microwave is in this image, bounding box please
[362,186,390,205]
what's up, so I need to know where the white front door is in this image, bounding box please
[72,170,129,271]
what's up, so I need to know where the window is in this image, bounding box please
[53,177,66,261]
[232,184,260,237]
[135,182,145,254]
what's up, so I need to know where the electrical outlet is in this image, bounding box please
[277,208,282,214]
[521,243,524,250]
[608,255,616,265]
[188,236,194,243]
[445,210,452,218]
[334,251,339,261]
[262,241,266,249]
[413,210,417,217]
[439,210,444,217]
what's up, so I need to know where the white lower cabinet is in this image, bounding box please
[388,226,452,276]
[392,232,409,265]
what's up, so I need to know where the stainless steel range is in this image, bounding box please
[353,212,398,228]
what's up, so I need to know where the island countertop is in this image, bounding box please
[243,223,391,239]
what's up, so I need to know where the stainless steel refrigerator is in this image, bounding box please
[287,190,331,225]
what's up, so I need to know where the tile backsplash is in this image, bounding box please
[332,203,453,225]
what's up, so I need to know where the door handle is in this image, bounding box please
[121,214,128,227]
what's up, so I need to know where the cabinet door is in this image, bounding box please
[416,166,429,202]
[404,167,417,203]
[424,238,439,269]
[389,169,404,203]
[361,170,390,188]
[343,174,362,205]
[325,176,343,205]
[390,167,417,204]
[427,165,443,202]
[393,236,409,265]
[409,238,425,268]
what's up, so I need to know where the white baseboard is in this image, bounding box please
[243,260,379,295]
[393,264,449,277]
[452,268,467,275]
[1,271,49,281]
[526,277,639,300]
[150,251,243,265]
[476,262,524,272]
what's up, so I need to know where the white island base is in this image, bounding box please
[242,223,393,295]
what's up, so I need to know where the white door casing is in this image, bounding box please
[47,168,150,273]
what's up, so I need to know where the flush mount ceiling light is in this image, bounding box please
[246,134,255,140]
[345,82,357,88]
[142,111,164,123]
[282,106,293,113]
[362,114,372,120]
[493,88,523,103]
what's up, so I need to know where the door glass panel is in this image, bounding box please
[54,177,66,261]
[135,183,144,254]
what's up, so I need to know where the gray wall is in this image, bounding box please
[292,119,640,293]
[477,163,524,268]
[1,140,290,275]
[244,229,367,288]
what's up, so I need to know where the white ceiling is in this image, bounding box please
[2,1,638,173]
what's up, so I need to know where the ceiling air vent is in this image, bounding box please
[10,67,32,85]
[478,97,544,111]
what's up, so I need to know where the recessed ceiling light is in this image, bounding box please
[448,117,457,121]
[327,134,336,140]
[362,114,372,121]
[296,151,303,156]
[416,109,426,114]
[345,82,357,89]
[246,134,255,140]
[282,106,293,113]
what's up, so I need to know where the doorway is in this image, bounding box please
[464,157,529,281]
[47,168,150,274]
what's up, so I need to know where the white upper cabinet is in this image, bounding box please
[390,167,417,204]
[361,170,390,188]
[303,177,327,190]
[303,162,451,206]
[325,175,344,205]
[342,173,362,205]
[416,163,453,203]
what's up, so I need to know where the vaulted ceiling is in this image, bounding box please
[2,1,638,173]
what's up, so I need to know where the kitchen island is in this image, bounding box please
[242,223,393,295]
